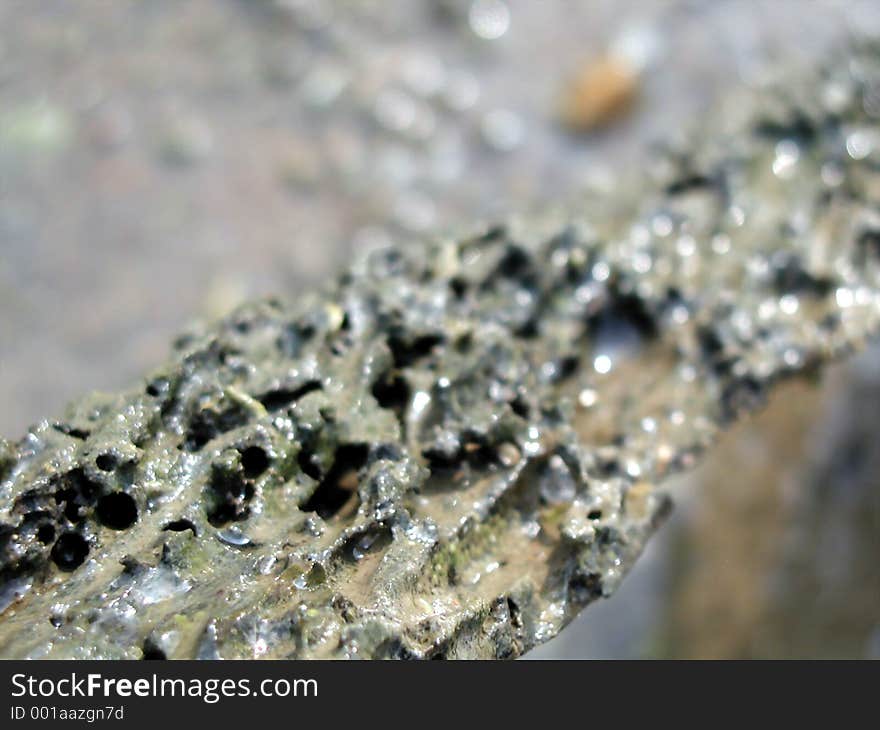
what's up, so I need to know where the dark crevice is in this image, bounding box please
[373,637,417,660]
[421,433,502,493]
[460,435,501,470]
[141,639,167,660]
[258,380,322,411]
[720,375,765,423]
[372,443,403,462]
[568,571,604,604]
[205,463,254,527]
[449,277,468,300]
[587,291,658,344]
[506,597,522,628]
[772,254,833,297]
[341,524,393,562]
[296,434,323,481]
[488,244,535,287]
[96,492,138,530]
[697,325,724,359]
[36,523,55,545]
[754,113,816,144]
[50,532,89,572]
[145,378,170,398]
[421,447,461,475]
[857,227,880,260]
[276,322,315,359]
[182,403,250,452]
[301,443,369,520]
[162,519,198,536]
[51,423,89,440]
[547,355,580,383]
[665,173,717,195]
[388,332,444,369]
[514,317,540,338]
[509,396,530,419]
[371,369,411,413]
[53,468,101,524]
[95,453,118,472]
[240,446,270,479]
[297,452,322,481]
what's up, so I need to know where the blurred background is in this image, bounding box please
[0,0,877,658]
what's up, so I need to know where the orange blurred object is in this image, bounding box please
[560,55,639,131]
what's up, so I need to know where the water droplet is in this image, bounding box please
[443,72,480,110]
[610,24,662,73]
[481,109,525,151]
[374,89,417,132]
[779,294,799,315]
[593,354,612,374]
[216,527,255,548]
[468,0,510,41]
[539,455,577,505]
[846,129,875,160]
[299,63,348,107]
[651,214,673,237]
[711,233,731,255]
[772,139,800,178]
[591,261,611,281]
[498,442,521,467]
[578,388,598,408]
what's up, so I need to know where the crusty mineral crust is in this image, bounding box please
[1,44,879,659]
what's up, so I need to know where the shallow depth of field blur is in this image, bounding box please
[1,0,878,658]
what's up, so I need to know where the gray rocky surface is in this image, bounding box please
[1,37,879,657]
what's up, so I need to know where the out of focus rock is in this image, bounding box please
[559,55,638,132]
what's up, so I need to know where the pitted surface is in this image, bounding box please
[1,44,879,658]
